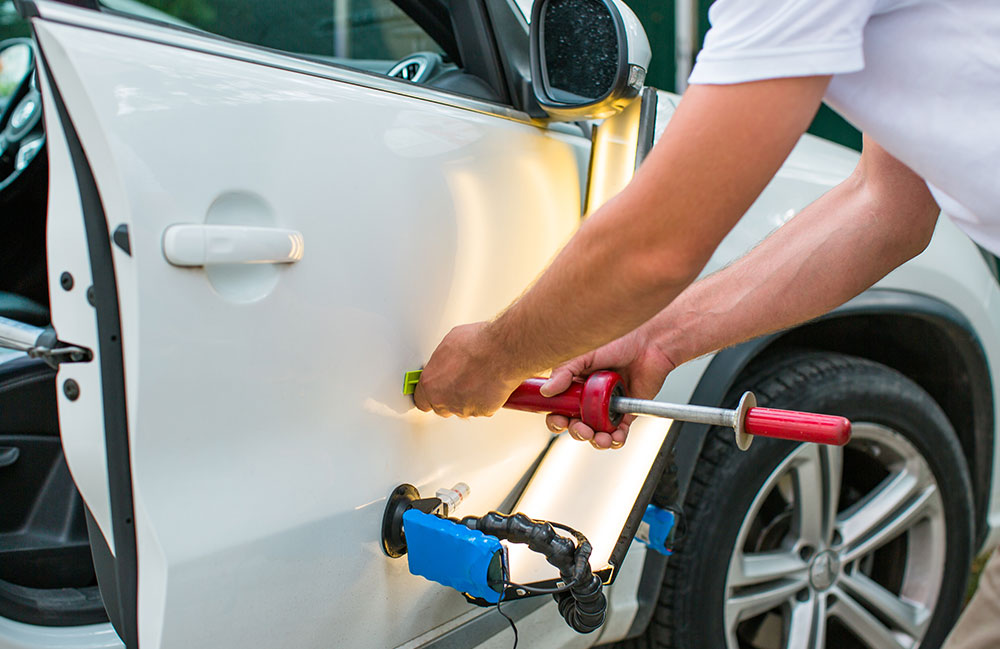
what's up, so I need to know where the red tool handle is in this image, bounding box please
[505,377,585,419]
[504,371,625,433]
[503,371,852,445]
[744,408,851,446]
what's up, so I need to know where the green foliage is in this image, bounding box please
[0,0,31,41]
[966,552,990,604]
[624,0,863,152]
[808,105,862,152]
[139,0,217,29]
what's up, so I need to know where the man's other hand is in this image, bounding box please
[541,327,677,450]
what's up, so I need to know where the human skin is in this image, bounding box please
[413,77,940,449]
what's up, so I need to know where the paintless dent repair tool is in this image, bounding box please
[389,371,850,638]
[382,484,609,634]
[404,369,851,450]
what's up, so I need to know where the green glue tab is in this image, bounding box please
[402,369,423,395]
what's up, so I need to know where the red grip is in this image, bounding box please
[744,408,851,446]
[503,371,624,433]
[505,378,584,419]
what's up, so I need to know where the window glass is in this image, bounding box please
[101,0,446,73]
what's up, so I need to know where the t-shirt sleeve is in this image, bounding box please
[689,0,878,85]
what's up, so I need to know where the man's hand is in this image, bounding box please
[412,322,524,418]
[541,326,677,450]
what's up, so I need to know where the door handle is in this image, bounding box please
[162,224,304,267]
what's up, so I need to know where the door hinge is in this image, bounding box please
[27,342,93,368]
[28,325,93,368]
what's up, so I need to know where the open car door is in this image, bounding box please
[26,1,671,646]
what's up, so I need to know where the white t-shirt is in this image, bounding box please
[689,0,1000,254]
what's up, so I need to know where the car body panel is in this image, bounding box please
[33,7,597,648]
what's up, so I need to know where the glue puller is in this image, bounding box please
[506,370,850,450]
[405,369,851,450]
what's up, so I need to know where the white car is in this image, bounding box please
[0,0,997,648]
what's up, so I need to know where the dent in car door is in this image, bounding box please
[31,3,588,647]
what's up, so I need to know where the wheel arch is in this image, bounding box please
[673,288,993,544]
[623,287,995,640]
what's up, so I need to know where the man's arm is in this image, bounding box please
[414,77,832,417]
[651,136,940,369]
[545,136,941,448]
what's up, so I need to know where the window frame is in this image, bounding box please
[45,0,519,110]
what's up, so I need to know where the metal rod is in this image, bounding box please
[0,316,44,353]
[611,396,736,429]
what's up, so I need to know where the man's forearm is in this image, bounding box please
[483,191,704,378]
[649,150,941,367]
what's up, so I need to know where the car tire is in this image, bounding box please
[617,351,974,649]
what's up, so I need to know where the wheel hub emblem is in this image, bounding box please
[809,550,840,591]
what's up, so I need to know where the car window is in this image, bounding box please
[100,0,449,76]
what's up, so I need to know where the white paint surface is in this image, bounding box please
[33,9,593,649]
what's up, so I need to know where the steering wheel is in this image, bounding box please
[387,52,442,84]
[0,38,45,194]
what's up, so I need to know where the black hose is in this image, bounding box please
[455,511,607,634]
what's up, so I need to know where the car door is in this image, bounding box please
[29,1,594,646]
[25,0,671,646]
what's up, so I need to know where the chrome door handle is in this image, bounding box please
[162,224,304,267]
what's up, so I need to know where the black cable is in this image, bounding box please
[503,577,579,595]
[493,574,587,649]
[494,574,579,649]
[495,593,518,649]
[495,549,518,649]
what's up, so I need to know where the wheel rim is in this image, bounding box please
[723,423,946,649]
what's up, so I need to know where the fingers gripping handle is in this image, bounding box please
[743,408,852,446]
[505,378,585,419]
[504,371,625,433]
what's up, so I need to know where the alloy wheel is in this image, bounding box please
[724,423,945,649]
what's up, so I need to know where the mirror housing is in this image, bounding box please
[529,0,650,121]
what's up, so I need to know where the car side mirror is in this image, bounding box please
[0,39,34,111]
[529,0,651,121]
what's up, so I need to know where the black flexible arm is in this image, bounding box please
[456,511,607,634]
